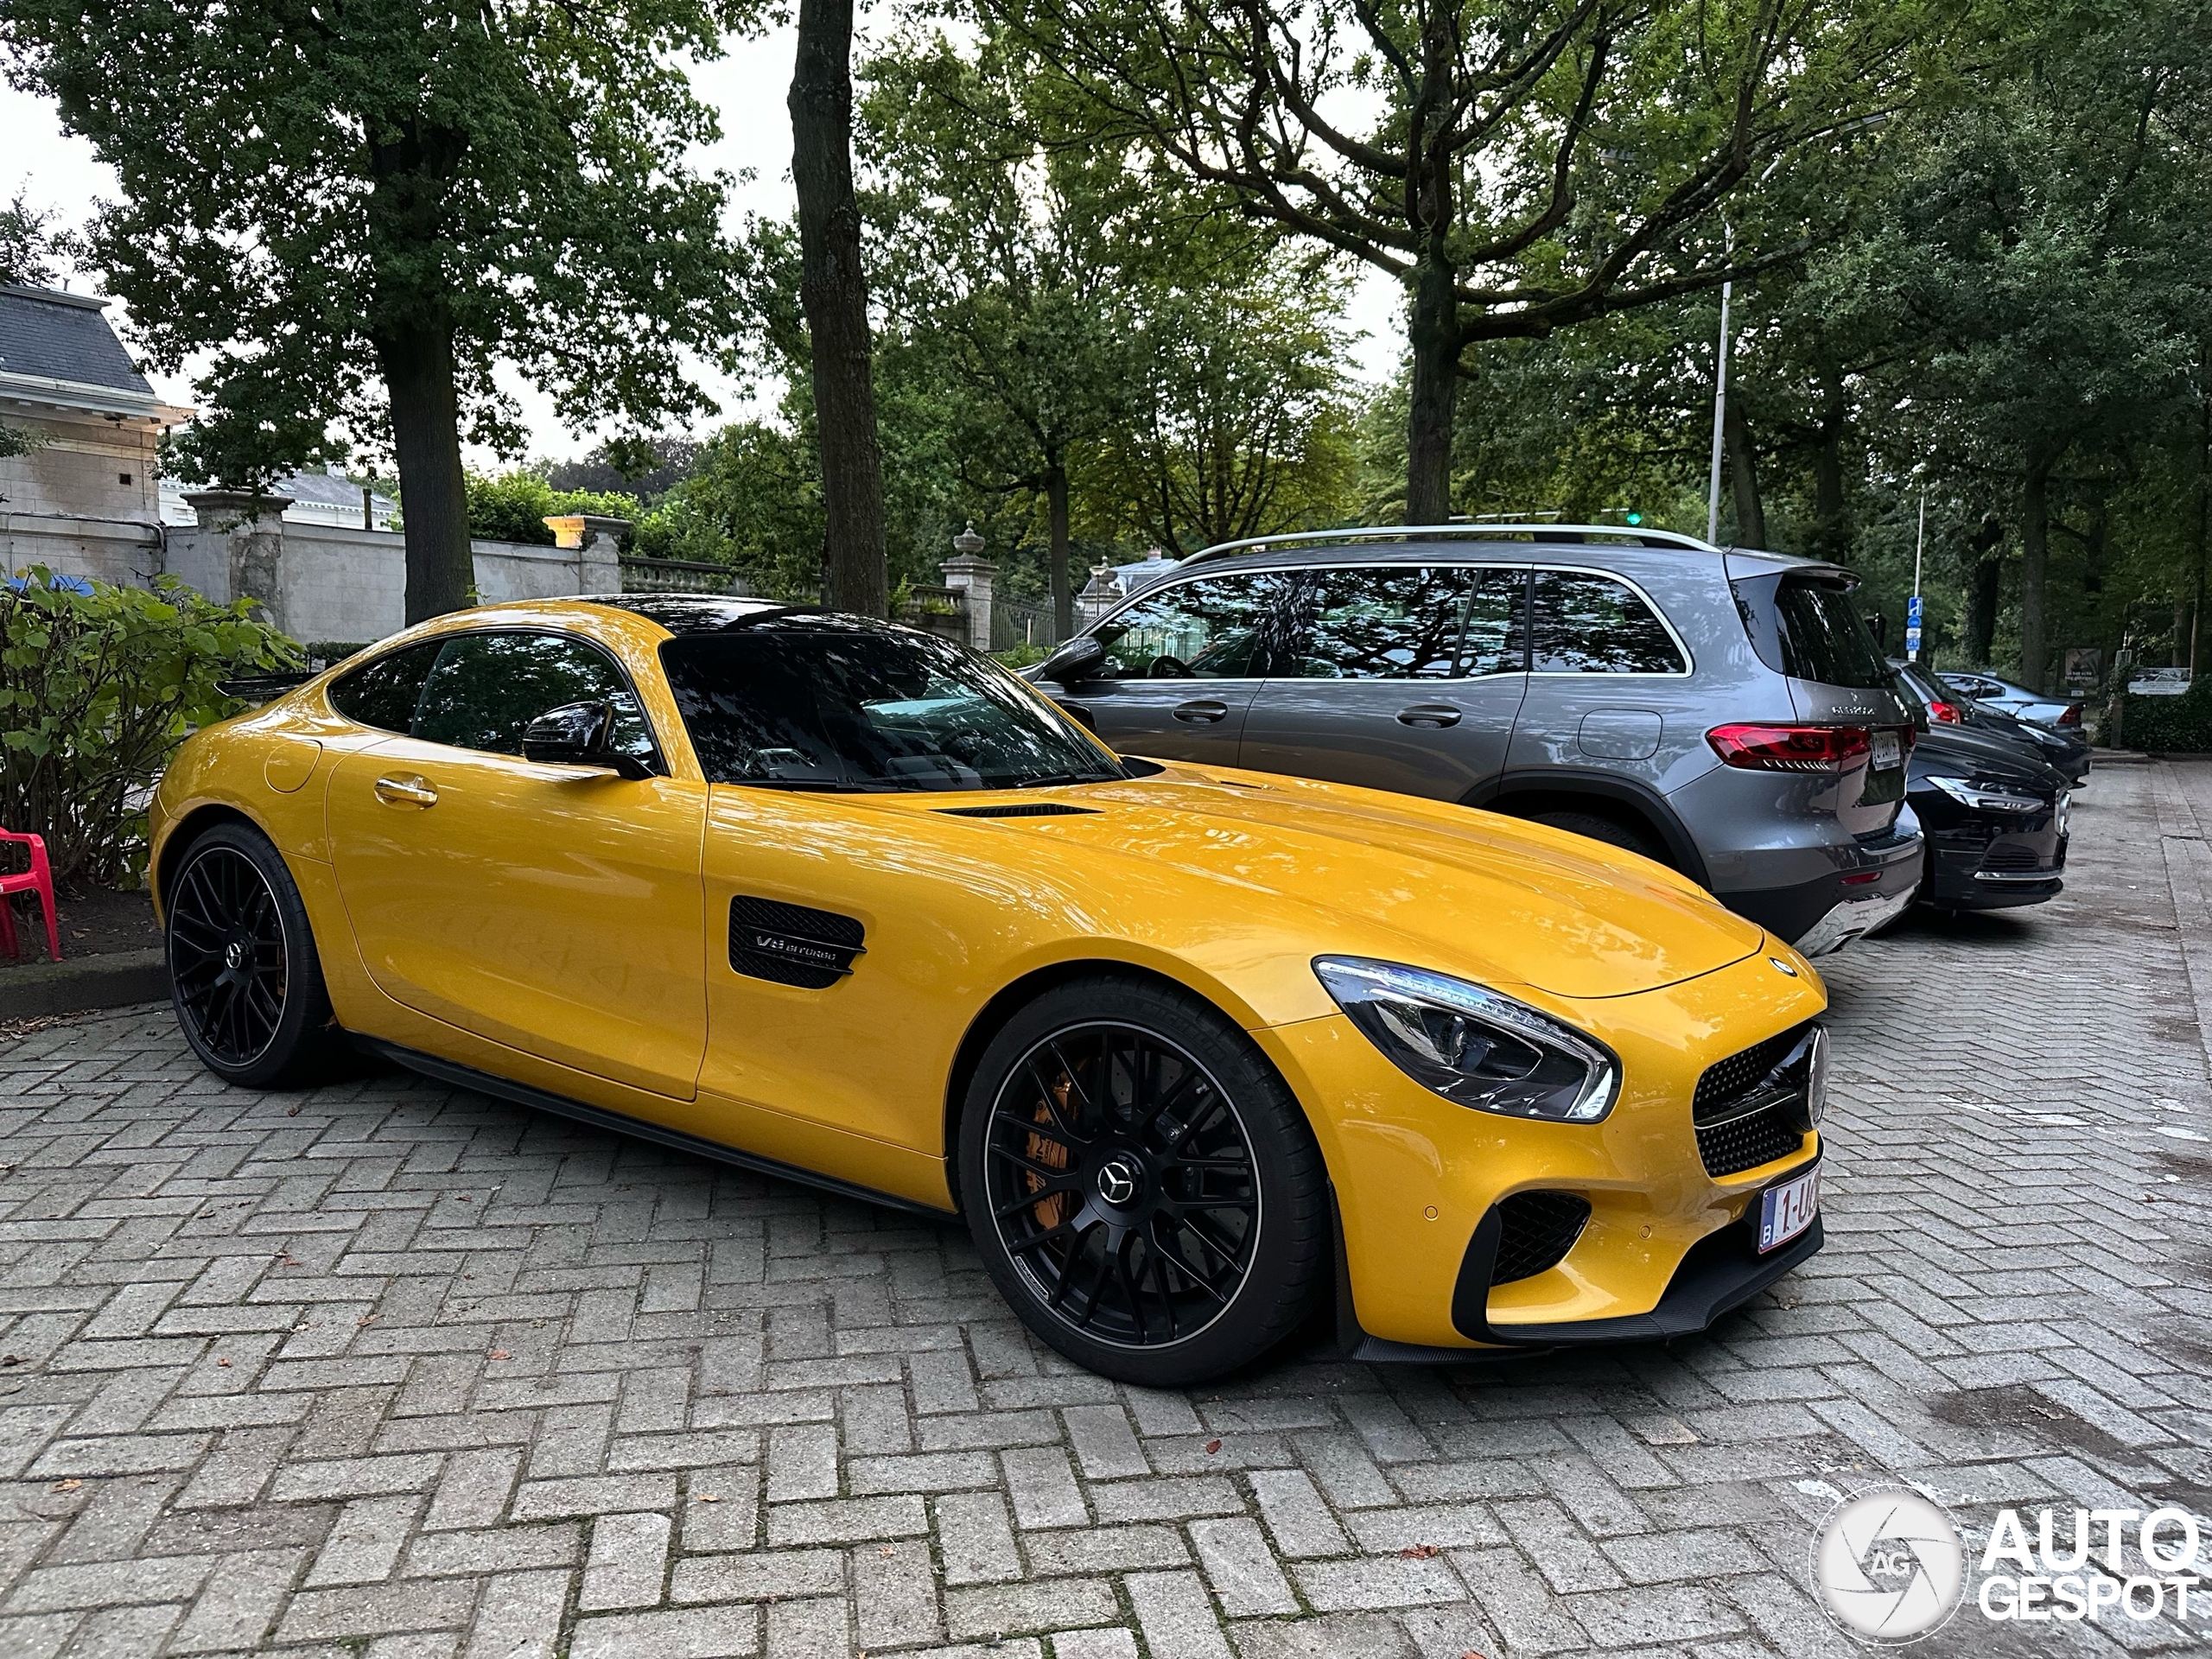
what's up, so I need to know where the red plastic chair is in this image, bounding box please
[0,830,60,963]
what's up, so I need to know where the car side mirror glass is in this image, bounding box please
[1038,635,1105,685]
[522,700,651,779]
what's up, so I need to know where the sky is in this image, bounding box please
[5,32,1402,469]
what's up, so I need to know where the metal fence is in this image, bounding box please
[992,597,1061,652]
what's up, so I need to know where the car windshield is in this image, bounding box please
[660,617,1127,791]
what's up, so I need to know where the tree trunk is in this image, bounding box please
[1724,401,1766,549]
[1810,372,1847,561]
[375,320,473,623]
[2195,389,2210,676]
[2018,460,2054,692]
[1046,458,1072,641]
[1961,512,2004,666]
[1404,255,1460,524]
[789,0,887,617]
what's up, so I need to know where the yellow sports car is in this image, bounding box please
[150,596,1828,1384]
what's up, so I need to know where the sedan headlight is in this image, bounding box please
[1927,774,2044,813]
[1313,957,1619,1122]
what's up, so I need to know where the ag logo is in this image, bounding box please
[1811,1487,1966,1643]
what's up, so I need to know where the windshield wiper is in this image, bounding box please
[1014,768,1123,789]
[735,778,906,792]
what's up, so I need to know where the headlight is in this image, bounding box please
[1927,774,2044,813]
[1313,957,1619,1122]
[1800,1024,1830,1127]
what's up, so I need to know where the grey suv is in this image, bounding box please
[1028,526,1923,955]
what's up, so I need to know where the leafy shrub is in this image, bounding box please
[2120,685,2212,752]
[466,470,640,546]
[0,569,301,886]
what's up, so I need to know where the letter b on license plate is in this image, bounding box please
[1758,1167,1820,1252]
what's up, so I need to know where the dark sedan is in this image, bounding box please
[1891,660,2090,787]
[1907,723,2069,911]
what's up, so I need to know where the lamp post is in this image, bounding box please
[1704,256,1732,545]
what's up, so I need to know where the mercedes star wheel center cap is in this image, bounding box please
[1096,1158,1140,1206]
[224,940,249,972]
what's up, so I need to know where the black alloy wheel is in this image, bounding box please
[960,977,1326,1385]
[166,823,340,1088]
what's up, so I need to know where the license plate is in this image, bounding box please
[1758,1167,1820,1252]
[1870,729,1902,770]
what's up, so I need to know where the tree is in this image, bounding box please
[1084,269,1357,553]
[3,1,747,623]
[791,0,891,617]
[861,33,1149,635]
[0,189,83,288]
[986,0,1943,523]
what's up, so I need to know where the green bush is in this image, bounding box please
[466,470,641,546]
[2119,684,2212,752]
[0,569,301,887]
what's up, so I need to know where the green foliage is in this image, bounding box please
[0,570,300,887]
[0,189,82,288]
[632,422,826,599]
[466,472,641,548]
[2119,684,2212,753]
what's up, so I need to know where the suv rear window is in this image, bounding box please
[1733,574,1894,690]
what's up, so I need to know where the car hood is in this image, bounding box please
[1910,726,2067,794]
[894,766,1768,1001]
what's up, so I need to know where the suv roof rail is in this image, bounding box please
[1176,523,1721,569]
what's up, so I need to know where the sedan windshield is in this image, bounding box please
[661,616,1125,791]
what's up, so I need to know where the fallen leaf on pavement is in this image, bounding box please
[1204,1439,1222,1453]
[488,1349,511,1360]
[49,1479,79,1493]
[1401,1544,1441,1560]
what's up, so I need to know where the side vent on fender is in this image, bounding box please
[933,802,1100,819]
[728,896,866,989]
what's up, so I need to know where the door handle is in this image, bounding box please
[1173,699,1230,724]
[1396,704,1463,728]
[373,774,439,808]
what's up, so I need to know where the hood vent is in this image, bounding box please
[935,802,1100,819]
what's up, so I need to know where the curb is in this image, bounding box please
[0,948,168,1018]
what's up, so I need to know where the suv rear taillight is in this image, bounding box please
[1707,724,1872,772]
[2057,704,2082,728]
[1926,701,1964,724]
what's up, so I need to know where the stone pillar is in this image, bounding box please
[940,524,997,653]
[544,513,631,595]
[182,490,294,626]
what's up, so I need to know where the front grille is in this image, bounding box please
[1490,1192,1592,1284]
[1696,1103,1806,1177]
[1693,1021,1812,1124]
[934,802,1099,819]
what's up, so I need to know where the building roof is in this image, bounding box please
[0,284,153,396]
[159,466,398,530]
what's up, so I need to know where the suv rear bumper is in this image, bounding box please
[1722,830,1923,953]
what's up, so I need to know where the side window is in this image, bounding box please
[1092,572,1310,680]
[411,633,659,766]
[1529,572,1687,675]
[1286,567,1472,680]
[328,641,443,733]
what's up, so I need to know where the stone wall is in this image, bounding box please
[157,496,624,645]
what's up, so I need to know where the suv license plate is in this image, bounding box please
[1870,729,1902,770]
[1758,1168,1820,1252]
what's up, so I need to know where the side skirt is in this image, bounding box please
[356,1037,957,1222]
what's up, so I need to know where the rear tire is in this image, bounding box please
[957,976,1326,1386]
[166,822,343,1088]
[1524,808,1667,866]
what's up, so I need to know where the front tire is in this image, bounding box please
[957,976,1326,1386]
[166,822,340,1088]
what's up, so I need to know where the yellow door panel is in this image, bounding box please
[697,785,1060,1153]
[325,737,709,1098]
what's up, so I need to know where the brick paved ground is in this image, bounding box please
[0,760,2206,1659]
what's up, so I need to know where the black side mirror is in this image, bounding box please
[523,700,652,779]
[1038,634,1105,685]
